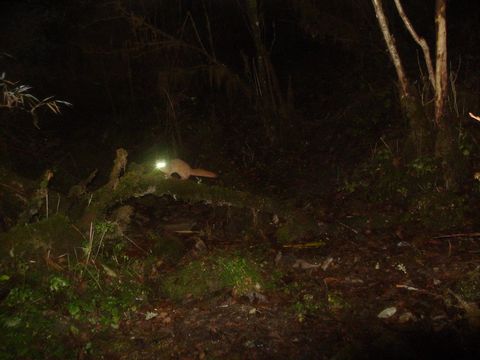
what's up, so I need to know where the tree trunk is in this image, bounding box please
[372,0,466,190]
[402,86,434,158]
[371,0,433,158]
[433,0,464,191]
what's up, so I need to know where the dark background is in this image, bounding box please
[0,0,479,195]
[2,2,480,358]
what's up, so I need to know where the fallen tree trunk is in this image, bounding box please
[80,163,288,228]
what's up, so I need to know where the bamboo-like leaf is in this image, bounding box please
[15,85,32,93]
[23,93,40,102]
[46,102,61,114]
[56,100,73,107]
[1,73,71,124]
[41,96,55,102]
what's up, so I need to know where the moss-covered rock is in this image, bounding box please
[0,214,83,259]
[276,212,320,244]
[161,253,265,301]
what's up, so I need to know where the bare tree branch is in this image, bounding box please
[371,0,409,98]
[393,0,436,91]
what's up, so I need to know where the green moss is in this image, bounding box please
[456,269,480,302]
[162,260,217,301]
[292,293,322,322]
[0,214,84,258]
[149,232,187,264]
[291,291,350,322]
[162,253,265,301]
[0,285,70,359]
[83,164,292,228]
[327,292,349,311]
[0,256,148,358]
[217,256,263,296]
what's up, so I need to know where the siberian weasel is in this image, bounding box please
[156,158,217,180]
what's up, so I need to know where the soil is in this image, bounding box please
[87,203,480,359]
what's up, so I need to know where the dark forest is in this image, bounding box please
[1,0,480,358]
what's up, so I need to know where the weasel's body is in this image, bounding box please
[159,158,217,180]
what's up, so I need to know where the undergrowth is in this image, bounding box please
[341,143,476,231]
[162,252,267,301]
[0,238,148,359]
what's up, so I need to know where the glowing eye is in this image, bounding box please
[155,160,166,169]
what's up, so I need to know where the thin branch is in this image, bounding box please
[393,0,436,91]
[202,0,217,61]
[433,232,480,239]
[371,0,409,98]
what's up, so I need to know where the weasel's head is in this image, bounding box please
[155,160,167,170]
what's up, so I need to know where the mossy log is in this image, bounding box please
[78,165,322,244]
[81,165,289,224]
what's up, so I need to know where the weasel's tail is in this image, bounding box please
[190,168,217,178]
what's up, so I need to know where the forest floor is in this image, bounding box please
[94,203,480,360]
[2,191,480,360]
[2,130,480,359]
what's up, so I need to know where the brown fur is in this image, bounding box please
[161,159,217,180]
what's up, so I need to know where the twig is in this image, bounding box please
[337,220,359,234]
[56,194,60,214]
[393,0,435,90]
[0,182,27,201]
[85,222,94,266]
[45,191,49,219]
[70,223,89,242]
[433,232,480,239]
[396,284,441,299]
[123,234,149,254]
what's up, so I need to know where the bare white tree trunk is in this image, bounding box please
[371,0,409,98]
[393,0,435,91]
[433,0,461,190]
[372,0,461,189]
[434,0,448,126]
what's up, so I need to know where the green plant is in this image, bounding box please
[49,275,69,292]
[218,256,263,296]
[162,254,265,301]
[327,292,349,311]
[455,268,480,302]
[0,285,68,359]
[408,156,438,178]
[0,249,148,358]
[0,72,72,128]
[162,259,218,301]
[458,127,475,157]
[293,293,320,322]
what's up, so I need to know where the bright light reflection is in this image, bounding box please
[155,160,166,169]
